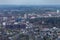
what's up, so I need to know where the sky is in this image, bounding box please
[0,0,60,5]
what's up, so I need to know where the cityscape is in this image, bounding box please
[0,5,60,40]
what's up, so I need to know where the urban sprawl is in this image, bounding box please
[0,6,60,40]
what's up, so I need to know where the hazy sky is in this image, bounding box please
[0,0,60,5]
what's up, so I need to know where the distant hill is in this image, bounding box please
[0,5,60,10]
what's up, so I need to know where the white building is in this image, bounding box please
[57,10,59,14]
